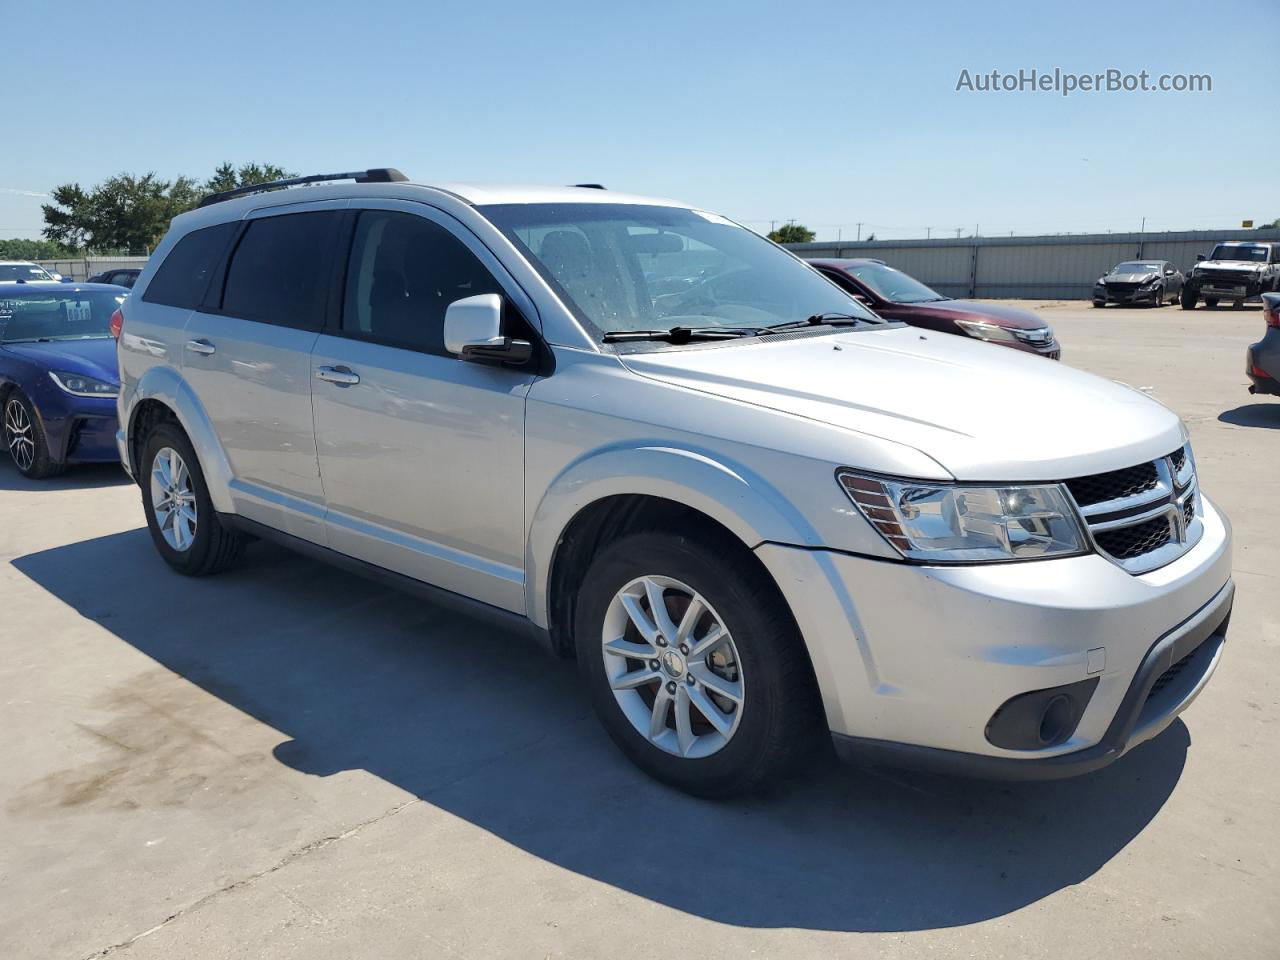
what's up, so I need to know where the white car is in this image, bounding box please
[0,260,57,283]
[113,170,1233,796]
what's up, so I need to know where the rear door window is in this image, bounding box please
[221,211,341,330]
[142,222,237,309]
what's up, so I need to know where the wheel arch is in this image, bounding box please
[124,366,236,512]
[528,444,823,656]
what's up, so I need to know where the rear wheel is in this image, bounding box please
[3,391,63,479]
[1233,299,1245,310]
[1092,300,1106,308]
[141,423,246,576]
[575,530,821,797]
[1181,289,1197,310]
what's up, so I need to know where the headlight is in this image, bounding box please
[838,471,1088,562]
[1140,279,1159,288]
[48,371,118,398]
[954,318,1017,342]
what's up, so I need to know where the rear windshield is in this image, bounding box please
[479,203,874,336]
[0,289,125,343]
[1209,244,1267,262]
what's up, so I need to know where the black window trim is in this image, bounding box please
[326,203,551,372]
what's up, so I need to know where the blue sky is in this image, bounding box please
[4,0,1276,242]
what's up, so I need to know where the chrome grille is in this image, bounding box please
[1012,326,1054,345]
[1065,445,1201,575]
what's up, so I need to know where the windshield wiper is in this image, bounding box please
[602,326,763,344]
[764,312,873,333]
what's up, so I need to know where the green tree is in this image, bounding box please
[204,162,294,194]
[0,237,75,259]
[767,223,816,244]
[41,163,293,253]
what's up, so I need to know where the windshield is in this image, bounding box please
[1209,244,1267,263]
[0,289,124,343]
[479,203,876,336]
[846,262,944,303]
[0,264,55,283]
[1113,261,1162,274]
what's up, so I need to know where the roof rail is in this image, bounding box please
[572,183,606,190]
[197,168,408,208]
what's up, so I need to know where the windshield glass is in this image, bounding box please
[0,289,124,343]
[846,262,943,303]
[0,264,54,283]
[1113,261,1162,274]
[1209,244,1267,262]
[479,203,876,336]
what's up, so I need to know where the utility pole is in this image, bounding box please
[855,222,863,241]
[955,227,962,239]
[974,223,980,238]
[925,227,931,239]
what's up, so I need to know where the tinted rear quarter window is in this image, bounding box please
[142,222,237,309]
[221,211,340,330]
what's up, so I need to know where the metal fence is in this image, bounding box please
[786,227,1280,300]
[35,256,149,282]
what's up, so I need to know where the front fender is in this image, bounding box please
[525,442,824,629]
[124,364,235,513]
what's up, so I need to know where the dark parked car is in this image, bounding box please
[1247,293,1280,397]
[1092,260,1183,308]
[87,267,142,289]
[0,284,124,478]
[809,258,1059,358]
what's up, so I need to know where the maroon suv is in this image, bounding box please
[809,258,1060,359]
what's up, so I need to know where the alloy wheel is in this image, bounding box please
[601,575,745,758]
[4,399,35,473]
[150,446,198,551]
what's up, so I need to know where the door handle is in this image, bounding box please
[315,365,360,386]
[186,338,216,356]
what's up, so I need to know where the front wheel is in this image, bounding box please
[574,530,821,797]
[3,391,63,479]
[1150,285,1164,307]
[1181,290,1197,310]
[1205,297,1219,309]
[1092,300,1106,308]
[141,423,246,576]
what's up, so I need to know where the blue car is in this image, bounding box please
[0,283,125,478]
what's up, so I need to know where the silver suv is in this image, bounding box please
[116,170,1233,796]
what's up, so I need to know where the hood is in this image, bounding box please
[1,337,119,383]
[1198,260,1263,270]
[1105,271,1158,283]
[620,327,1182,481]
[903,299,1045,330]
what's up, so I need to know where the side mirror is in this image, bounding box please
[444,294,532,365]
[1165,268,1176,276]
[1196,253,1206,261]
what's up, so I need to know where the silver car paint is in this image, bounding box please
[118,181,1233,760]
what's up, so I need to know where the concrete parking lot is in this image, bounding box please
[1,302,1276,960]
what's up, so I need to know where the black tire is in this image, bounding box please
[1233,299,1244,310]
[574,529,822,797]
[1150,285,1164,307]
[1204,297,1218,309]
[1092,300,1106,308]
[140,422,246,576]
[2,390,64,480]
[1181,290,1196,310]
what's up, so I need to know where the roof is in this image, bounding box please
[429,182,688,207]
[0,282,127,292]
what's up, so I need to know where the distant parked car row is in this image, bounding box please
[0,260,142,289]
[1092,242,1279,311]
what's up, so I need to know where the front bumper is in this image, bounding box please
[1096,284,1163,304]
[28,388,120,465]
[754,495,1232,778]
[1188,277,1266,301]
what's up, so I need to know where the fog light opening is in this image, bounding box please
[1038,695,1075,746]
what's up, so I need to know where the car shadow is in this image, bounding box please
[0,459,131,492]
[10,530,1190,933]
[1218,403,1280,429]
